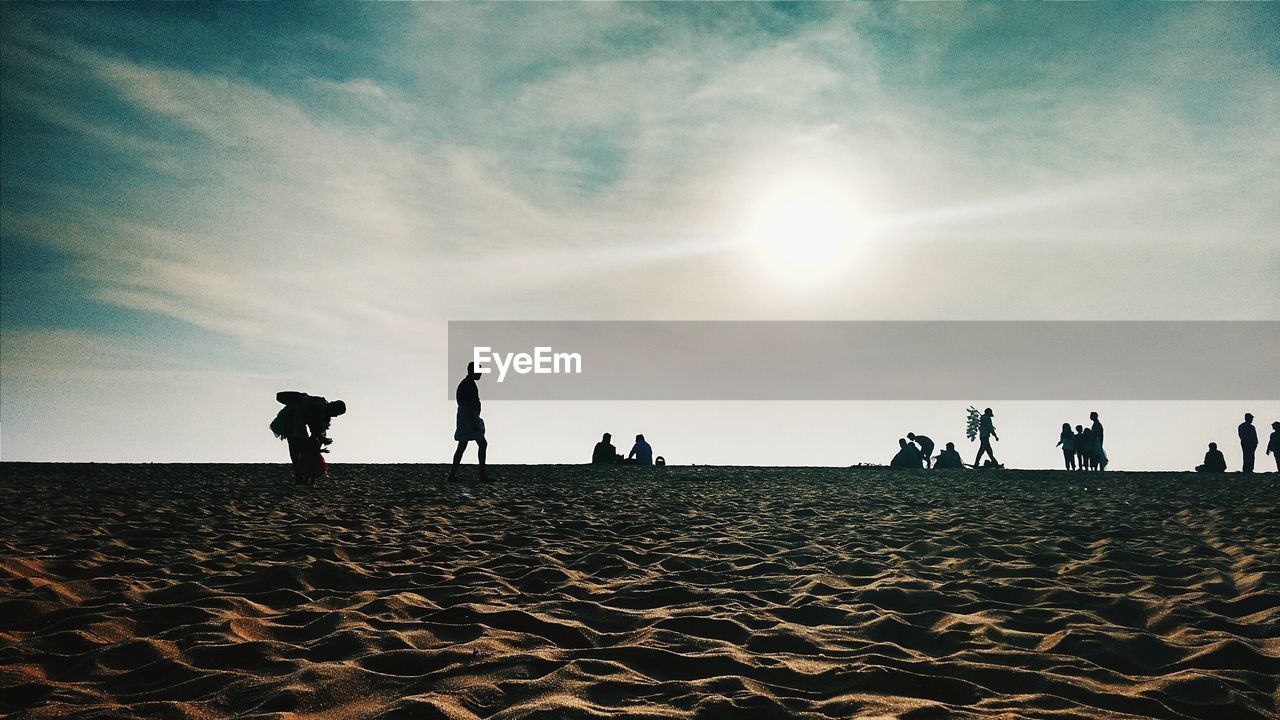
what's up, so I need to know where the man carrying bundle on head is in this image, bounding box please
[969,407,1001,468]
[270,391,347,485]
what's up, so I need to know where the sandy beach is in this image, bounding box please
[1,463,1276,719]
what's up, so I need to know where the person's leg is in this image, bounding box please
[448,440,468,480]
[477,438,488,480]
[975,437,991,466]
[1242,443,1255,473]
[287,438,305,482]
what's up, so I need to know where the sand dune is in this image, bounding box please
[1,463,1277,719]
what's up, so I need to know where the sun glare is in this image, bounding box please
[760,194,849,270]
[748,173,864,280]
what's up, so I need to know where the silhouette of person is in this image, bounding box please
[1089,411,1108,471]
[934,442,964,469]
[592,433,617,464]
[1074,424,1086,470]
[1239,413,1258,474]
[1267,421,1280,472]
[907,432,935,469]
[1196,442,1227,473]
[1056,423,1076,470]
[891,438,924,469]
[974,408,999,468]
[448,362,487,482]
[270,391,346,484]
[628,434,653,465]
[1078,427,1095,470]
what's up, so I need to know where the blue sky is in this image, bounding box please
[2,4,1277,467]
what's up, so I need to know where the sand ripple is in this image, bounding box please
[1,464,1277,719]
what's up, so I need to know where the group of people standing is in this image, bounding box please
[1056,412,1107,471]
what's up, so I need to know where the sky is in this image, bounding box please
[1,3,1278,469]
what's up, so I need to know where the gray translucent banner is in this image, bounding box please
[447,321,1278,400]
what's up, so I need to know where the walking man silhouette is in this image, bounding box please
[1239,413,1258,474]
[448,362,488,482]
[974,408,1000,468]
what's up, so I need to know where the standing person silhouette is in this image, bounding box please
[1267,421,1279,472]
[974,408,1000,468]
[448,362,487,482]
[1239,413,1258,474]
[1089,412,1109,471]
[270,391,346,484]
[1056,423,1076,470]
[1074,425,1086,470]
[907,433,934,469]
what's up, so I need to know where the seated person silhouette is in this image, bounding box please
[908,432,934,469]
[1196,442,1227,473]
[626,434,653,465]
[592,433,618,464]
[933,442,964,469]
[890,438,924,469]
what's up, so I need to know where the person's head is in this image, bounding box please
[602,432,611,442]
[984,408,993,416]
[898,438,907,448]
[1090,411,1098,421]
[1244,412,1253,423]
[945,442,955,451]
[1062,423,1071,432]
[1273,421,1280,431]
[636,434,645,443]
[1076,425,1083,432]
[467,361,481,381]
[327,400,346,417]
[907,432,917,441]
[1209,442,1218,450]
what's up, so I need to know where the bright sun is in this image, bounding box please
[760,194,850,270]
[750,179,862,278]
